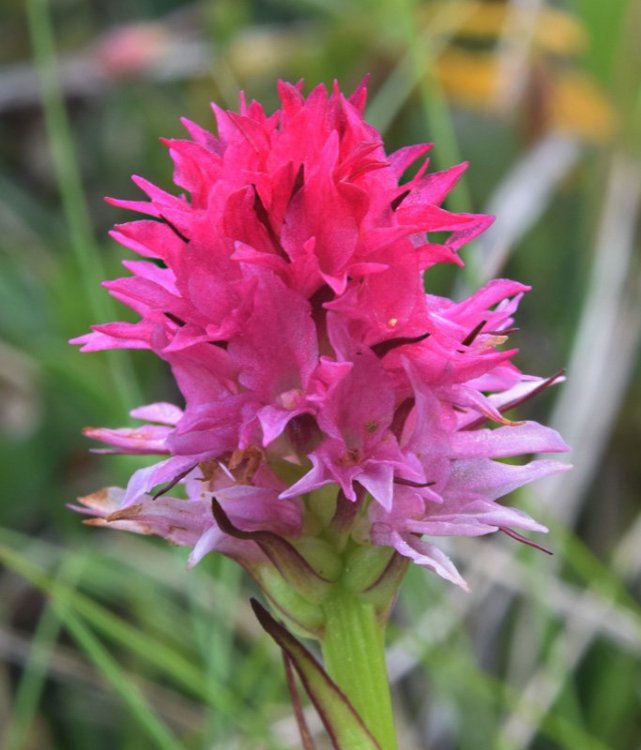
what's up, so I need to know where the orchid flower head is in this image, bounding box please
[72,80,568,599]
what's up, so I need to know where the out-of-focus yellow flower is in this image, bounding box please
[434,50,616,142]
[549,71,617,142]
[421,0,616,143]
[420,2,588,56]
[434,49,497,109]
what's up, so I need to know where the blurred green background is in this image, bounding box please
[0,0,640,748]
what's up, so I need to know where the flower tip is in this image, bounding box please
[441,564,469,592]
[482,213,497,230]
[549,435,572,455]
[347,74,370,113]
[352,72,371,91]
[130,174,148,189]
[276,78,302,98]
[75,487,115,511]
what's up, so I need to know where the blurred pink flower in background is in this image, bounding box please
[96,23,170,78]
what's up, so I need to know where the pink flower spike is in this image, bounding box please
[71,80,569,591]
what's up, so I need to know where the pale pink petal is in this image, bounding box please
[129,402,183,425]
[123,455,198,505]
[84,424,171,454]
[372,526,468,590]
[450,422,569,459]
[446,458,571,502]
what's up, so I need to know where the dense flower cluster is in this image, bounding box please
[73,81,567,589]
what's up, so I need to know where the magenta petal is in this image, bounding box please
[358,462,395,511]
[228,275,318,400]
[411,162,469,206]
[167,394,251,457]
[111,220,185,266]
[70,322,154,351]
[279,450,339,500]
[387,143,432,178]
[213,485,303,536]
[258,404,306,446]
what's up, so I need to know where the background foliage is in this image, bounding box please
[0,0,639,748]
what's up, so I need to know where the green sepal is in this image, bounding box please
[357,551,409,615]
[342,545,396,593]
[293,537,342,582]
[254,565,325,638]
[211,498,333,604]
[342,544,406,601]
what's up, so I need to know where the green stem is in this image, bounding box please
[321,587,398,750]
[26,0,143,412]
